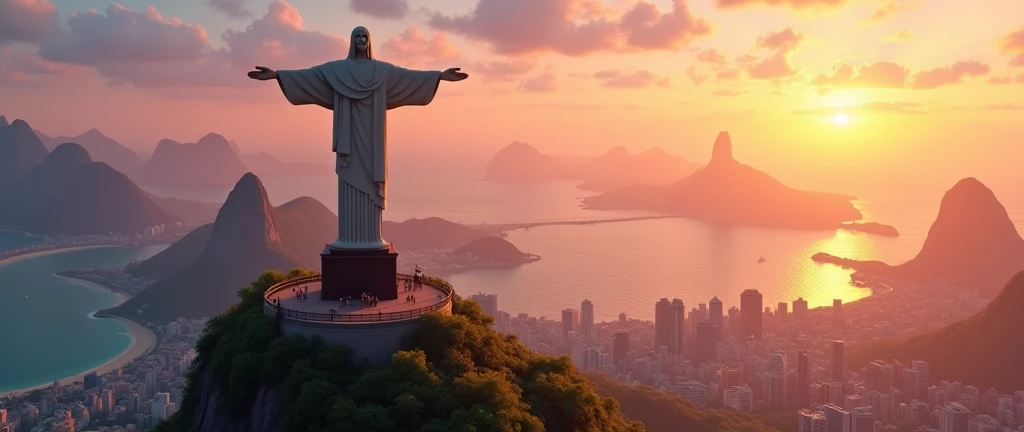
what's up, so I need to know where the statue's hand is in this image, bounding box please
[247,66,278,81]
[440,68,468,82]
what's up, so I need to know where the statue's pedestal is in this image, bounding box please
[320,244,398,301]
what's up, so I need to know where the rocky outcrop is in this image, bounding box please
[583,131,863,229]
[189,369,283,432]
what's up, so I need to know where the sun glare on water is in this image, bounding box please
[834,113,850,125]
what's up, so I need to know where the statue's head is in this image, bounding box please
[348,26,373,60]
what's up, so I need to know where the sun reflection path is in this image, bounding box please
[786,230,881,308]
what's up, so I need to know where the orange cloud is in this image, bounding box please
[716,68,741,81]
[712,88,746,97]
[716,0,848,9]
[519,66,558,93]
[428,0,712,56]
[747,28,804,80]
[1000,28,1024,67]
[0,0,60,44]
[0,44,87,87]
[884,30,912,42]
[350,0,409,19]
[810,60,989,93]
[696,48,728,64]
[870,0,914,22]
[378,27,460,69]
[793,101,923,115]
[593,69,670,88]
[686,66,709,84]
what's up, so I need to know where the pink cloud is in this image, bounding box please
[716,68,741,81]
[909,61,990,89]
[0,45,91,87]
[695,49,728,64]
[474,59,537,82]
[1000,28,1024,67]
[220,0,347,70]
[811,60,989,93]
[377,27,460,69]
[208,0,252,18]
[716,0,848,9]
[39,5,209,64]
[746,28,804,80]
[686,66,709,84]
[593,69,670,88]
[519,66,558,92]
[0,0,60,44]
[870,0,914,22]
[349,0,408,20]
[428,0,712,56]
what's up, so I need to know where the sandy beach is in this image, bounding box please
[0,250,159,398]
[0,245,120,267]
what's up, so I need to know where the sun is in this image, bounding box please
[834,113,850,125]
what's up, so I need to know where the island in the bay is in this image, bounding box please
[813,177,1024,299]
[582,131,898,234]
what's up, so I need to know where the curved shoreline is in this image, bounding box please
[0,244,119,267]
[0,247,160,398]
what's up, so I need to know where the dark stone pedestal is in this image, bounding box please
[320,244,398,301]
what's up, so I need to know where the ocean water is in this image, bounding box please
[0,229,48,251]
[138,158,1024,322]
[0,244,168,393]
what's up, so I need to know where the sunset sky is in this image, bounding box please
[1,0,1023,193]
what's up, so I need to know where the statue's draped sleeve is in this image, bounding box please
[385,65,441,110]
[275,68,335,109]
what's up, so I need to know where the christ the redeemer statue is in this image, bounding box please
[248,26,468,251]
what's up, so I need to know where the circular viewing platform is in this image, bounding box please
[262,274,454,364]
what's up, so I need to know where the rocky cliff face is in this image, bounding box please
[189,369,283,432]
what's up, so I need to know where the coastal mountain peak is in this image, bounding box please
[709,131,733,166]
[604,146,631,157]
[0,115,8,127]
[197,132,231,148]
[499,141,542,156]
[81,128,106,139]
[203,172,282,259]
[48,142,93,165]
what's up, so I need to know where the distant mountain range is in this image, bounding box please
[138,134,249,188]
[0,119,219,235]
[35,128,144,178]
[848,269,1024,392]
[582,132,866,230]
[484,141,701,192]
[382,217,491,251]
[114,173,336,322]
[814,177,1024,298]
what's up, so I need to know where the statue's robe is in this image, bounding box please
[276,60,440,250]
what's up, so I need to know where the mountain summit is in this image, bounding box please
[583,131,863,229]
[816,178,1024,297]
[114,173,335,322]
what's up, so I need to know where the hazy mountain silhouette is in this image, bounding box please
[583,131,863,229]
[849,270,1024,391]
[1,142,93,224]
[138,133,248,188]
[0,118,49,193]
[113,173,334,322]
[382,217,491,251]
[452,236,530,263]
[484,141,699,191]
[26,162,176,235]
[485,141,570,182]
[227,139,329,176]
[0,116,8,127]
[815,178,1024,297]
[35,128,143,177]
[575,146,701,192]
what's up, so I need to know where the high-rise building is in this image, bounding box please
[911,360,930,397]
[793,297,808,320]
[822,403,851,432]
[867,360,893,393]
[561,308,579,343]
[901,368,920,401]
[84,372,100,390]
[940,402,969,432]
[720,368,743,405]
[831,341,845,383]
[799,409,827,432]
[695,322,719,364]
[612,329,630,366]
[618,312,627,323]
[832,299,844,328]
[580,299,594,337]
[709,296,723,327]
[777,302,788,323]
[470,293,498,317]
[654,298,685,355]
[726,385,753,412]
[740,289,763,341]
[851,406,874,432]
[798,351,810,408]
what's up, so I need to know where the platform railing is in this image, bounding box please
[263,274,453,323]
